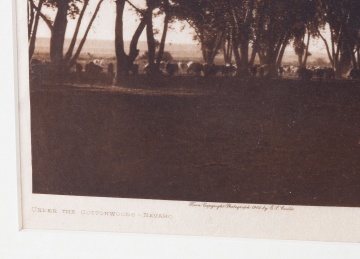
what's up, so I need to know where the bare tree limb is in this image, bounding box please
[125,0,145,15]
[317,28,334,66]
[30,0,53,31]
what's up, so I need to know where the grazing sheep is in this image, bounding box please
[313,68,326,80]
[349,69,360,79]
[291,66,299,74]
[142,63,163,76]
[85,61,103,84]
[93,59,104,67]
[324,68,335,80]
[250,65,259,77]
[131,63,139,75]
[187,62,203,76]
[220,64,237,76]
[308,67,334,81]
[278,66,284,78]
[159,61,166,72]
[75,63,83,81]
[166,62,180,76]
[107,63,115,84]
[258,66,265,78]
[297,67,313,81]
[202,63,218,77]
[283,65,291,74]
[143,63,150,75]
[66,63,83,83]
[178,62,188,74]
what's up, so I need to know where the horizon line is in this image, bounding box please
[36,37,199,45]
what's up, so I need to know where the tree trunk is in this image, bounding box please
[50,0,70,79]
[330,25,336,65]
[201,46,207,63]
[297,54,303,67]
[210,32,225,64]
[146,0,156,74]
[303,30,311,66]
[115,0,127,83]
[126,17,147,74]
[155,0,170,70]
[29,0,44,61]
[229,5,242,74]
[231,28,241,75]
[346,39,357,70]
[64,0,89,66]
[347,53,355,72]
[334,27,343,77]
[223,32,232,64]
[223,44,228,64]
[67,0,104,72]
[239,29,249,76]
[116,0,150,82]
[357,45,360,69]
[318,29,334,67]
[276,39,288,68]
[339,45,352,74]
[249,1,265,67]
[249,39,259,67]
[266,31,286,77]
[206,49,213,64]
[239,0,254,74]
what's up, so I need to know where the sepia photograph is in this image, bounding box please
[27,0,360,206]
[14,0,360,242]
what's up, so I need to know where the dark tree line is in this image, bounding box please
[28,0,360,83]
[172,0,360,78]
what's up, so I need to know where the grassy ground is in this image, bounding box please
[30,76,360,207]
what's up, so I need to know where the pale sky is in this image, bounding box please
[37,0,197,44]
[36,0,331,57]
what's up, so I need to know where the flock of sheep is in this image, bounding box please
[142,61,238,77]
[29,57,360,86]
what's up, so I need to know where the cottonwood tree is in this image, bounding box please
[172,0,227,64]
[290,0,322,67]
[225,0,255,76]
[221,31,233,65]
[115,0,157,82]
[317,0,360,77]
[246,0,293,76]
[146,0,176,73]
[28,0,104,79]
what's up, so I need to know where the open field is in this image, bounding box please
[33,38,331,66]
[31,77,360,207]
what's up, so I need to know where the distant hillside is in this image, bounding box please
[34,37,329,65]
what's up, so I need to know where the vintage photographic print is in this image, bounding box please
[17,0,360,241]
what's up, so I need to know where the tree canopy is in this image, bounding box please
[28,0,360,81]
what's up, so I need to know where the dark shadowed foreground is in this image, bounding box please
[31,77,360,207]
